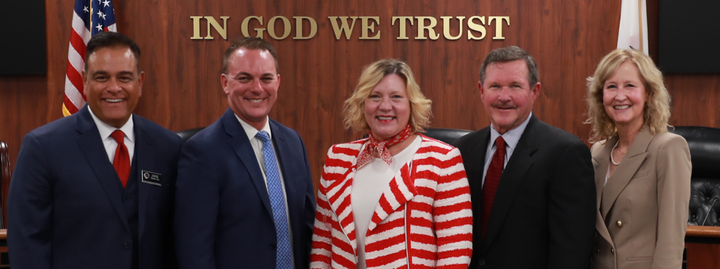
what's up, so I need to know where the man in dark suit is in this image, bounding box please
[174,37,315,269]
[8,32,182,269]
[453,46,596,268]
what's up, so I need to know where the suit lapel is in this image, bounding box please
[270,120,303,232]
[600,128,653,218]
[461,128,490,253]
[75,106,131,233]
[134,116,156,240]
[482,116,538,253]
[221,110,273,215]
[367,162,417,232]
[592,139,614,246]
[465,129,490,196]
[593,139,614,210]
[323,142,361,252]
[482,116,538,252]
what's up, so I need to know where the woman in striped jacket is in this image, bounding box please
[310,59,473,269]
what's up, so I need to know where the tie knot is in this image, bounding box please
[111,130,125,144]
[495,136,506,152]
[256,131,270,143]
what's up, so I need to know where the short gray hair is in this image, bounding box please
[479,46,539,86]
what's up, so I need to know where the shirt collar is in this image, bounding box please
[88,106,135,142]
[489,112,532,150]
[235,114,272,141]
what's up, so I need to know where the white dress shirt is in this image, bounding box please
[234,114,295,266]
[482,112,533,188]
[88,106,135,164]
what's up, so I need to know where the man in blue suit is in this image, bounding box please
[174,37,316,269]
[8,32,182,269]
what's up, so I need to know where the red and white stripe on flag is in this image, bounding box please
[617,0,648,54]
[63,0,117,116]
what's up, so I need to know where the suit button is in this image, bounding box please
[271,243,277,250]
[596,248,600,253]
[479,259,485,266]
[123,242,131,250]
[124,195,131,201]
[616,220,623,228]
[611,248,615,254]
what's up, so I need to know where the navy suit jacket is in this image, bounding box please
[453,115,596,269]
[174,108,316,269]
[8,105,182,269]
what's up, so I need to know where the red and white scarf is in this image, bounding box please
[356,124,414,169]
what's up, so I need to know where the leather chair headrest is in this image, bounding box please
[670,126,720,179]
[422,128,471,144]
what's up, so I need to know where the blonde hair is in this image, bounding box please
[585,49,671,143]
[343,59,432,133]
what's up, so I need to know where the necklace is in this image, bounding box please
[610,140,625,165]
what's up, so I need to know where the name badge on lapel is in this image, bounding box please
[141,170,162,186]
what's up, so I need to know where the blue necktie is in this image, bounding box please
[256,131,293,269]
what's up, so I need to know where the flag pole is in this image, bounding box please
[637,0,643,53]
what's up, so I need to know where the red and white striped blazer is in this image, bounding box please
[311,135,473,269]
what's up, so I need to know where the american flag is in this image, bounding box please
[63,0,117,116]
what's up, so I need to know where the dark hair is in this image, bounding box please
[479,46,539,86]
[222,37,279,74]
[85,32,142,73]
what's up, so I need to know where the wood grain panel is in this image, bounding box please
[45,0,73,123]
[0,76,48,172]
[0,75,48,225]
[687,243,720,269]
[105,0,624,185]
[0,0,716,195]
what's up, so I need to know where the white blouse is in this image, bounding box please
[351,136,421,268]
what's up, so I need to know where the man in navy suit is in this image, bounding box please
[453,46,596,268]
[8,32,182,269]
[174,37,315,269]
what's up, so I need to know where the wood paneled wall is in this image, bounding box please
[0,76,47,223]
[0,0,719,190]
[646,1,720,128]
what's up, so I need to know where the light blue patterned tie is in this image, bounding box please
[256,131,293,269]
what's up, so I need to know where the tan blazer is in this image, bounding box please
[591,127,691,269]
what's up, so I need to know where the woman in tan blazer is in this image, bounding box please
[585,49,692,269]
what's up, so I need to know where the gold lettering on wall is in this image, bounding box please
[359,16,381,40]
[467,16,486,40]
[189,16,229,40]
[294,16,318,40]
[241,16,265,37]
[328,16,359,40]
[441,16,465,40]
[489,16,510,40]
[191,15,511,41]
[391,16,414,40]
[267,16,291,40]
[206,16,229,40]
[416,16,440,40]
[190,16,203,40]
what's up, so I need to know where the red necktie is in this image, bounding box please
[482,136,506,240]
[111,130,130,188]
